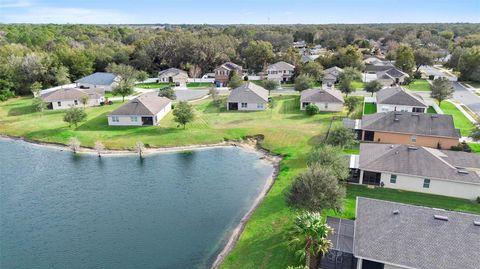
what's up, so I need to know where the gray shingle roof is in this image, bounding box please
[41,87,104,102]
[300,89,344,103]
[376,87,427,107]
[361,111,461,139]
[75,72,117,85]
[227,82,268,103]
[158,68,188,78]
[359,143,480,184]
[354,197,480,269]
[324,66,343,76]
[267,61,295,71]
[109,92,171,116]
[216,62,243,72]
[384,67,408,78]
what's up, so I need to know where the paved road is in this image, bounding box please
[452,82,480,115]
[174,89,209,101]
[419,66,457,81]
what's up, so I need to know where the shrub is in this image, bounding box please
[428,75,435,80]
[305,104,319,115]
[477,196,480,204]
[413,71,422,79]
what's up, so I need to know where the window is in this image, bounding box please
[74,100,78,105]
[257,104,263,109]
[411,135,417,142]
[302,102,309,109]
[423,178,430,188]
[57,102,61,107]
[241,103,247,108]
[131,116,138,122]
[390,174,397,184]
[112,116,119,123]
[324,103,329,109]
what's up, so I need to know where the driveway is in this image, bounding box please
[452,82,480,115]
[174,89,209,101]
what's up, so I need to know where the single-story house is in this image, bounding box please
[350,143,480,199]
[107,93,171,126]
[158,68,188,87]
[214,62,243,87]
[227,82,268,111]
[322,66,343,88]
[301,54,320,63]
[364,58,395,73]
[40,87,105,110]
[376,67,409,86]
[300,88,344,111]
[350,111,460,149]
[266,61,295,83]
[75,72,119,91]
[353,197,480,269]
[376,86,428,113]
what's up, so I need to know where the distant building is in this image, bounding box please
[227,82,268,111]
[107,93,171,126]
[322,66,343,89]
[376,87,428,113]
[75,72,119,91]
[301,54,320,64]
[292,40,306,49]
[40,87,105,110]
[158,68,188,87]
[266,61,295,83]
[300,89,344,111]
[376,67,410,86]
[214,62,243,87]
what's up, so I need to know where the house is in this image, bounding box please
[375,87,428,113]
[107,92,171,126]
[353,111,460,149]
[301,54,320,64]
[353,197,480,269]
[214,62,243,87]
[293,40,306,49]
[40,87,105,110]
[266,61,295,83]
[158,68,188,87]
[351,143,480,199]
[364,59,394,73]
[300,89,344,111]
[376,67,409,86]
[75,72,119,91]
[322,66,343,88]
[227,82,268,111]
[319,217,357,269]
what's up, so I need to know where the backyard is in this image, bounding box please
[363,102,377,114]
[440,101,475,136]
[406,79,431,91]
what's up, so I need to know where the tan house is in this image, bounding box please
[214,62,243,87]
[158,68,188,87]
[354,111,460,149]
[227,82,268,111]
[40,87,105,110]
[376,86,428,113]
[300,89,344,111]
[266,61,295,83]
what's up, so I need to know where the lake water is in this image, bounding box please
[0,138,273,269]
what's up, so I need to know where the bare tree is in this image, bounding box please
[80,95,89,108]
[68,137,81,154]
[135,141,145,158]
[94,141,105,157]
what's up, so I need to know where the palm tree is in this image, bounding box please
[288,212,333,269]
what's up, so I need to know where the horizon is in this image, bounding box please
[1,0,479,24]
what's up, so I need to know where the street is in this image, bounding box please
[452,82,480,115]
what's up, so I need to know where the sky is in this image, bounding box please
[0,0,479,24]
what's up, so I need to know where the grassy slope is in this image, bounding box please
[406,79,431,91]
[363,102,377,114]
[187,82,213,88]
[427,106,437,113]
[440,101,475,136]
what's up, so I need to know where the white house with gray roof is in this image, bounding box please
[227,82,268,111]
[75,72,119,91]
[376,87,428,113]
[108,92,171,126]
[300,88,344,111]
[266,61,295,83]
[158,68,188,87]
[376,67,409,86]
[322,66,343,89]
[353,143,480,199]
[354,197,480,269]
[40,87,105,110]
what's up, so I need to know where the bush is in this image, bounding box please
[305,104,319,115]
[413,71,422,79]
[402,77,413,85]
[477,196,480,204]
[428,75,435,80]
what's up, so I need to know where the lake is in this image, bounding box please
[0,138,274,269]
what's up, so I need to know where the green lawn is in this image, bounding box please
[351,80,365,90]
[440,101,475,136]
[187,82,213,88]
[427,106,437,113]
[406,79,431,92]
[135,82,174,89]
[363,102,377,115]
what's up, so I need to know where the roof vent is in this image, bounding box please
[393,210,400,215]
[474,221,480,226]
[434,215,449,221]
[408,146,418,150]
[457,169,470,175]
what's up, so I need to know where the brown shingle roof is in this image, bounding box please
[109,93,171,116]
[376,87,427,107]
[300,89,344,103]
[41,88,104,102]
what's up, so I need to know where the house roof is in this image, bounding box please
[300,88,344,103]
[267,61,295,71]
[109,92,171,116]
[41,87,104,102]
[216,62,243,72]
[376,87,427,107]
[354,197,480,269]
[301,54,319,63]
[227,82,268,103]
[359,143,480,185]
[324,66,343,76]
[383,67,409,78]
[361,111,461,139]
[158,68,188,78]
[74,72,117,86]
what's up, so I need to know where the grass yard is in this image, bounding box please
[439,101,475,136]
[135,82,174,89]
[363,102,377,115]
[351,80,365,90]
[427,106,437,113]
[406,79,431,92]
[469,143,480,154]
[187,82,213,88]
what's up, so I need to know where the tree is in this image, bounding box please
[280,47,301,67]
[32,97,47,113]
[158,88,176,100]
[30,81,42,97]
[305,104,319,115]
[364,80,383,96]
[94,141,105,157]
[306,145,349,180]
[63,107,87,128]
[326,126,357,149]
[262,80,279,95]
[228,72,243,89]
[80,95,89,108]
[243,40,274,73]
[300,61,323,82]
[414,48,435,72]
[173,101,194,129]
[470,125,480,141]
[338,78,353,97]
[430,77,454,105]
[335,45,364,69]
[294,74,313,92]
[287,212,333,269]
[344,96,360,116]
[134,141,145,159]
[68,137,81,154]
[458,46,480,82]
[53,65,71,85]
[395,44,415,75]
[112,80,134,102]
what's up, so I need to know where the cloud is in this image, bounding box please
[0,0,31,8]
[1,7,139,24]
